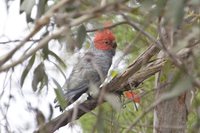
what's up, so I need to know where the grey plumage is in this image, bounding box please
[55,28,117,110]
[63,48,115,104]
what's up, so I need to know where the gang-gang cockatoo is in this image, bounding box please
[56,26,117,110]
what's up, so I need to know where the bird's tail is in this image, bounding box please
[54,84,88,111]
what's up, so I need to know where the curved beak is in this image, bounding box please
[111,41,117,48]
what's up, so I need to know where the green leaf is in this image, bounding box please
[173,0,186,28]
[168,0,186,28]
[36,0,48,19]
[48,104,53,121]
[38,72,48,92]
[161,73,192,100]
[20,0,24,5]
[35,109,45,126]
[20,54,36,87]
[76,25,86,49]
[42,45,49,60]
[19,0,25,13]
[20,0,35,14]
[49,60,67,81]
[155,0,167,17]
[53,79,67,110]
[110,70,118,78]
[32,63,45,92]
[20,0,35,22]
[48,50,67,68]
[41,31,50,59]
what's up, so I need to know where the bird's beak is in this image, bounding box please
[111,41,117,48]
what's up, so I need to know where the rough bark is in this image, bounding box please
[154,84,188,133]
[152,18,195,132]
[34,44,160,133]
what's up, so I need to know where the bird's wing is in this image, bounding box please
[63,52,101,103]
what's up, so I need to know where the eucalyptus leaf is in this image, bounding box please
[38,71,48,92]
[20,0,35,15]
[53,79,67,110]
[20,54,36,87]
[173,0,186,28]
[76,25,86,49]
[48,104,53,121]
[48,50,67,68]
[20,0,35,22]
[36,0,48,19]
[42,45,49,60]
[35,109,45,126]
[32,63,45,92]
[19,0,25,13]
[161,73,193,100]
[168,0,186,28]
[50,60,67,81]
[155,0,167,17]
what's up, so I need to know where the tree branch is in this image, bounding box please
[36,44,196,133]
[34,44,160,133]
[0,0,73,66]
[0,26,67,72]
[0,39,41,44]
[0,0,128,72]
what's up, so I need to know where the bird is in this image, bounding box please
[55,26,117,110]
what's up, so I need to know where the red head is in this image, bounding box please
[94,29,117,50]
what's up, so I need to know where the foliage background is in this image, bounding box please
[0,0,200,133]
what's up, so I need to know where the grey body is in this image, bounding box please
[63,48,115,103]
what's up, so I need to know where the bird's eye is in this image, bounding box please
[104,40,109,44]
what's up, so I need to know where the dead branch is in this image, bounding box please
[0,0,127,72]
[34,44,160,133]
[0,0,73,66]
[34,44,196,133]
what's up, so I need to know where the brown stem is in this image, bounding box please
[34,44,160,133]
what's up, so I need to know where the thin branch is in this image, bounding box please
[0,39,41,44]
[0,26,67,72]
[0,0,72,66]
[124,81,189,133]
[124,47,200,133]
[0,0,128,72]
[121,14,162,48]
[157,24,200,88]
[105,45,160,92]
[134,123,186,130]
[34,44,160,133]
[86,21,128,32]
[34,45,195,133]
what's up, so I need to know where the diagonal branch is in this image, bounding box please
[34,44,160,133]
[0,0,73,66]
[0,0,128,73]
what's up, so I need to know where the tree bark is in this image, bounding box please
[35,44,160,133]
[154,85,187,133]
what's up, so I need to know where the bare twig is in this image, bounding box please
[0,0,128,72]
[0,0,72,66]
[0,39,41,44]
[34,44,160,133]
[157,23,200,88]
[34,45,195,133]
[122,14,162,48]
[134,123,186,130]
[124,81,189,133]
[105,45,160,92]
[0,27,67,72]
[86,21,128,32]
